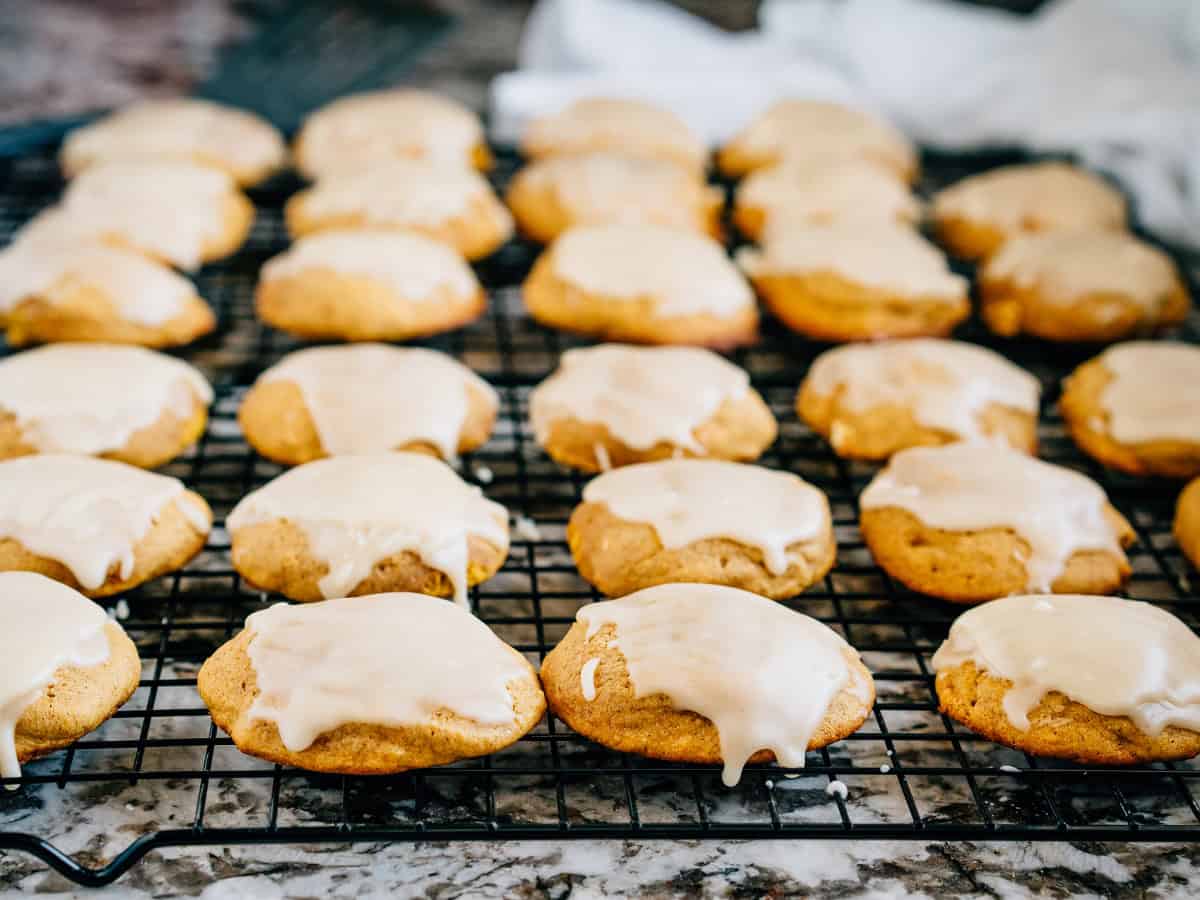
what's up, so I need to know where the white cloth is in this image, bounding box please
[489,0,1200,248]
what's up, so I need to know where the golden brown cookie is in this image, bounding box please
[256,230,486,342]
[1176,478,1200,570]
[523,224,758,348]
[1060,343,1200,479]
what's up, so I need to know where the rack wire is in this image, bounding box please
[0,144,1197,888]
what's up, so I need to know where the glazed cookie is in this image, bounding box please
[979,231,1190,341]
[860,443,1134,603]
[51,161,254,269]
[529,344,776,473]
[0,572,142,780]
[1176,478,1200,571]
[239,344,498,465]
[285,159,514,261]
[256,230,485,342]
[198,592,544,774]
[0,236,215,348]
[226,452,509,605]
[60,98,286,187]
[523,224,758,348]
[933,594,1200,764]
[541,583,874,785]
[733,159,920,242]
[293,89,491,179]
[567,460,834,599]
[0,344,212,468]
[0,454,211,598]
[931,162,1127,260]
[717,99,917,181]
[737,223,969,341]
[521,98,706,173]
[797,339,1041,460]
[1060,342,1200,479]
[505,153,723,243]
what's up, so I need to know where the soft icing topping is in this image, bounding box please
[737,222,967,301]
[0,572,113,779]
[737,160,920,227]
[932,162,1126,232]
[551,224,754,317]
[985,231,1180,310]
[1097,342,1200,444]
[932,594,1200,736]
[860,443,1120,591]
[529,344,751,453]
[225,453,508,605]
[583,460,829,575]
[731,100,914,172]
[242,592,529,752]
[61,99,285,177]
[0,455,210,590]
[297,158,512,230]
[258,344,497,458]
[805,339,1040,444]
[577,583,864,785]
[0,344,211,455]
[296,90,483,177]
[524,98,705,169]
[261,229,479,300]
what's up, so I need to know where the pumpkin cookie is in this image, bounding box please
[285,159,513,261]
[506,152,723,243]
[568,460,834,599]
[931,162,1126,260]
[198,592,544,775]
[239,344,498,465]
[1176,478,1200,571]
[1060,342,1200,479]
[737,223,969,341]
[860,443,1134,603]
[529,344,776,473]
[933,594,1200,764]
[717,100,916,181]
[60,98,286,187]
[0,344,211,468]
[541,583,874,785]
[0,572,142,780]
[226,453,508,605]
[0,454,211,598]
[523,224,758,348]
[797,338,1040,460]
[294,89,491,178]
[257,230,485,342]
[521,98,706,173]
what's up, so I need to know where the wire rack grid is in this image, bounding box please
[0,145,1198,888]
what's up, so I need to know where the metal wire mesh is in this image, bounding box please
[0,145,1198,887]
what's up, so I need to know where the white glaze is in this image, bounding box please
[551,224,754,317]
[243,592,529,752]
[737,223,967,301]
[932,594,1200,735]
[582,460,830,575]
[296,90,483,177]
[261,229,479,301]
[225,453,508,605]
[257,344,497,459]
[580,657,600,702]
[0,572,113,779]
[529,344,751,453]
[860,443,1121,591]
[737,160,920,228]
[804,339,1040,445]
[61,98,285,178]
[577,583,867,786]
[0,344,212,455]
[524,98,705,169]
[0,455,210,590]
[1097,342,1200,444]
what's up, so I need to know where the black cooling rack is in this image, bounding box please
[0,144,1198,888]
